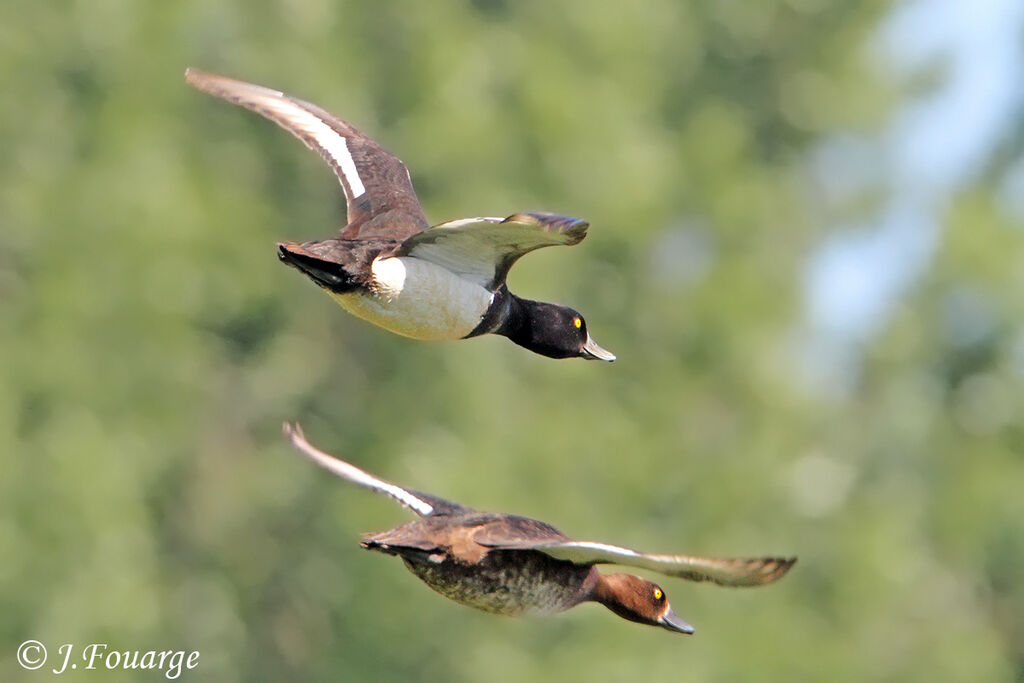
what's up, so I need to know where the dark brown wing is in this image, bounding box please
[363,513,571,565]
[361,521,444,554]
[186,68,429,240]
[469,514,573,548]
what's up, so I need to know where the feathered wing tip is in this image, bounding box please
[536,541,796,587]
[184,68,428,239]
[501,213,589,246]
[667,555,796,587]
[184,67,369,203]
[282,422,435,516]
[396,212,591,289]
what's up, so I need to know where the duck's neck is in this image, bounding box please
[494,292,529,341]
[495,294,565,356]
[584,572,645,625]
[586,571,618,607]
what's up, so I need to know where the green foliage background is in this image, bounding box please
[2,1,1022,681]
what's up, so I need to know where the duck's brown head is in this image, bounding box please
[592,573,694,634]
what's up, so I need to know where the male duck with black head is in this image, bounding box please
[283,424,796,633]
[185,69,614,361]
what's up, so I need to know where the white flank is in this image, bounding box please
[330,256,493,340]
[254,97,366,198]
[370,256,408,299]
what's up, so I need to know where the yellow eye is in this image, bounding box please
[573,317,582,329]
[653,588,663,600]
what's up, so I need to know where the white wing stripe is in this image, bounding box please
[428,217,504,230]
[540,541,705,571]
[254,97,366,199]
[284,424,433,515]
[399,217,585,288]
[329,136,366,199]
[544,541,643,561]
[537,541,795,586]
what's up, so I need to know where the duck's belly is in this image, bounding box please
[330,256,493,340]
[404,551,593,616]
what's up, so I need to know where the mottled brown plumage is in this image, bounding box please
[284,423,796,634]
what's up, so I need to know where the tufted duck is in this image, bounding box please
[186,69,614,361]
[283,423,796,633]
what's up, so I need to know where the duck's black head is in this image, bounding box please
[500,296,615,361]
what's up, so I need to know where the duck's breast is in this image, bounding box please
[403,550,595,616]
[330,256,494,340]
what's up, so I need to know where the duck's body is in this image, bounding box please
[402,548,595,616]
[284,424,796,633]
[186,69,614,360]
[331,253,495,341]
[364,512,591,616]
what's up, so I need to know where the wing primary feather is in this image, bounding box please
[501,213,589,244]
[185,68,429,239]
[282,422,434,516]
[536,541,796,587]
[397,213,590,289]
[185,68,366,199]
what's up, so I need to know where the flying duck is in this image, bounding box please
[185,69,615,361]
[283,423,796,633]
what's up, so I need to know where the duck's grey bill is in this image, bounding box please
[581,334,616,361]
[659,609,695,635]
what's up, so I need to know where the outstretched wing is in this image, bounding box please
[396,213,589,289]
[526,541,795,587]
[283,423,467,517]
[469,514,573,547]
[185,68,429,240]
